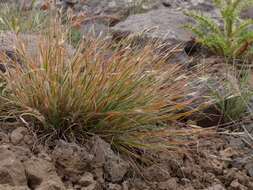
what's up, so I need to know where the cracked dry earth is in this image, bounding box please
[0,124,252,190]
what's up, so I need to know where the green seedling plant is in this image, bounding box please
[209,70,253,122]
[183,0,253,58]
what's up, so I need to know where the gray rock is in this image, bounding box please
[35,180,66,190]
[203,184,226,190]
[189,2,214,12]
[79,22,110,38]
[10,127,28,146]
[107,183,122,190]
[0,132,9,144]
[4,0,48,10]
[77,0,158,15]
[243,123,253,134]
[0,145,27,186]
[0,184,30,190]
[51,0,148,22]
[0,30,75,72]
[4,0,34,10]
[230,179,248,190]
[24,157,65,190]
[231,157,250,169]
[189,0,213,9]
[52,140,93,181]
[90,136,130,183]
[52,0,196,26]
[143,164,171,182]
[241,6,253,19]
[79,172,98,190]
[228,137,245,149]
[157,178,179,190]
[103,160,129,183]
[247,164,253,177]
[0,31,74,57]
[64,0,78,4]
[112,8,195,44]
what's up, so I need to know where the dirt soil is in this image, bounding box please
[0,122,252,190]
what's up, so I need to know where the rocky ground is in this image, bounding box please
[1,0,253,190]
[1,122,253,190]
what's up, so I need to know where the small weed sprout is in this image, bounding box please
[209,69,253,121]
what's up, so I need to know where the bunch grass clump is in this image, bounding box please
[183,0,253,58]
[0,17,197,152]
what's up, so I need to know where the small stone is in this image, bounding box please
[91,136,129,183]
[80,172,97,190]
[36,180,66,190]
[23,135,33,145]
[107,183,122,190]
[0,132,9,144]
[74,184,82,189]
[247,164,253,177]
[241,6,253,19]
[160,178,179,190]
[143,164,171,182]
[203,184,226,190]
[230,180,248,190]
[93,167,104,184]
[248,182,253,189]
[162,0,171,7]
[0,145,27,186]
[24,157,64,190]
[181,178,191,185]
[52,140,93,181]
[0,184,30,190]
[183,186,195,190]
[10,127,28,145]
[228,137,245,149]
[64,0,78,4]
[231,157,249,169]
[133,179,150,189]
[234,171,250,186]
[122,181,130,190]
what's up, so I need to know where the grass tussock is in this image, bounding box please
[0,16,199,152]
